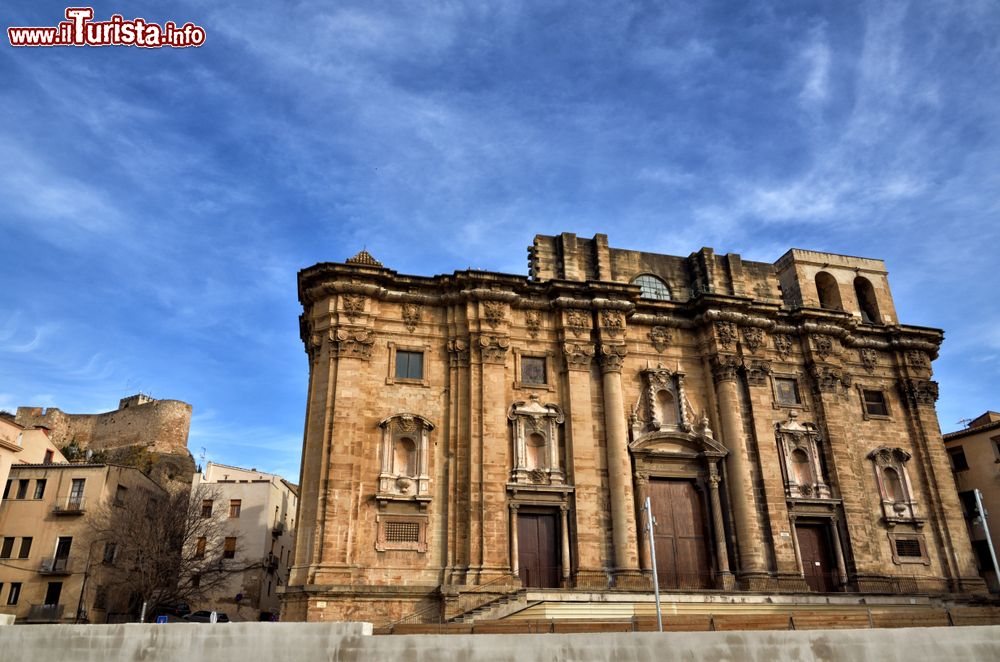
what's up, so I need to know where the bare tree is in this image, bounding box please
[87,483,258,620]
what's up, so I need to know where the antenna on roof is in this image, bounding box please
[957,418,973,428]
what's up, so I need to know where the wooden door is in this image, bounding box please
[517,512,560,588]
[797,524,835,592]
[648,479,712,589]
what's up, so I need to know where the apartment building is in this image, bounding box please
[0,462,165,623]
[190,462,297,621]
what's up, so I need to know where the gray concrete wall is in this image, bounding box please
[1,623,998,661]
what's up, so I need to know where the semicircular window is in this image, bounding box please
[633,274,671,301]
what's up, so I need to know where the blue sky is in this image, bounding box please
[1,1,998,482]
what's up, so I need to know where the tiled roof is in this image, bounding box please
[345,249,383,267]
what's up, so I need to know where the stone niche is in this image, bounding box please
[867,446,923,527]
[507,395,564,485]
[775,411,832,500]
[376,413,434,507]
[630,364,691,440]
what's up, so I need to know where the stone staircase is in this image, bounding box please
[449,589,532,623]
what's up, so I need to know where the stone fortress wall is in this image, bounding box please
[14,394,192,456]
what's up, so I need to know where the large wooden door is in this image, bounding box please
[797,524,836,592]
[649,479,712,589]
[517,512,560,588]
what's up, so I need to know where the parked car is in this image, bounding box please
[183,610,230,623]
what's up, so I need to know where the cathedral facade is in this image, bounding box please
[283,233,985,624]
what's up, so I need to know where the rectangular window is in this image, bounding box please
[194,537,206,559]
[862,389,889,417]
[223,537,237,559]
[191,575,201,588]
[958,490,979,519]
[2,480,11,500]
[15,479,29,500]
[895,538,923,558]
[94,585,108,610]
[774,378,802,406]
[7,582,21,606]
[521,356,547,385]
[33,479,46,500]
[115,485,128,507]
[69,478,85,504]
[229,499,241,518]
[43,581,62,606]
[948,447,970,472]
[102,542,117,565]
[201,499,213,518]
[0,537,14,559]
[395,350,424,380]
[43,449,54,464]
[18,537,32,559]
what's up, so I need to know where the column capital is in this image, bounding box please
[598,343,627,373]
[710,354,740,383]
[476,334,510,365]
[330,328,375,360]
[562,342,595,371]
[447,338,470,367]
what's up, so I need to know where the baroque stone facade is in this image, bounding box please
[283,232,985,624]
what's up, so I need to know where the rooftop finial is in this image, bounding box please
[346,249,383,267]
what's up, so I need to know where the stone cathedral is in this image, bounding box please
[282,233,985,624]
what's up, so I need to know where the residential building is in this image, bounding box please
[2,417,66,508]
[190,462,297,621]
[944,411,1000,592]
[284,232,985,625]
[0,462,165,623]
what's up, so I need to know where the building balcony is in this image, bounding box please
[39,557,72,575]
[23,604,65,623]
[272,521,285,537]
[52,497,86,515]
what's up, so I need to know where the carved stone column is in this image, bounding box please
[707,469,734,588]
[711,354,767,577]
[599,343,640,571]
[560,505,572,585]
[510,503,520,577]
[830,515,848,588]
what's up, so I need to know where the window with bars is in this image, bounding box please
[384,521,420,543]
[895,538,922,558]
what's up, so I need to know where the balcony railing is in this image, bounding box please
[272,521,285,537]
[52,496,86,515]
[23,604,65,623]
[39,557,72,575]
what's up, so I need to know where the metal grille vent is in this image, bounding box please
[384,521,420,543]
[895,538,922,558]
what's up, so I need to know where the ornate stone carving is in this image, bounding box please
[739,327,763,354]
[715,322,737,349]
[508,396,565,485]
[774,334,793,360]
[859,348,877,374]
[632,365,689,437]
[809,364,851,393]
[332,328,375,360]
[866,446,921,526]
[565,310,590,337]
[524,310,541,338]
[900,378,939,406]
[775,411,832,500]
[906,350,929,369]
[649,326,672,353]
[377,413,434,501]
[447,338,469,367]
[710,354,740,383]
[562,343,595,371]
[812,334,834,360]
[600,310,624,338]
[597,343,627,373]
[401,302,421,332]
[743,359,772,387]
[342,294,366,321]
[478,335,510,364]
[483,301,506,329]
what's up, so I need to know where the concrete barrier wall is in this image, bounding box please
[1,623,998,661]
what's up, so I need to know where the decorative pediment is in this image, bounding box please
[630,363,691,439]
[629,430,728,459]
[508,396,564,485]
[378,413,435,431]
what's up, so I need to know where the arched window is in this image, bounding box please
[526,433,547,470]
[883,467,904,502]
[815,272,842,311]
[791,448,813,485]
[854,277,881,324]
[632,274,671,301]
[393,437,416,477]
[655,390,678,427]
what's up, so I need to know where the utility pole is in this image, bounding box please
[642,496,663,632]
